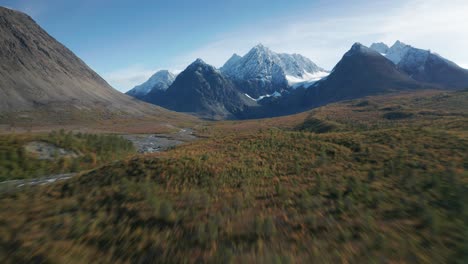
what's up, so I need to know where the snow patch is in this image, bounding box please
[244,93,256,101]
[287,70,330,89]
[245,91,282,101]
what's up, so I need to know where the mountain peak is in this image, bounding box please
[367,41,468,88]
[254,43,266,49]
[231,53,241,59]
[391,40,409,49]
[192,58,207,65]
[221,44,326,96]
[250,43,272,54]
[126,70,176,98]
[346,43,378,56]
[370,42,390,54]
[351,42,365,49]
[226,53,242,62]
[185,58,219,74]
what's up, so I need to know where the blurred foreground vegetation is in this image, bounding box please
[0,90,467,263]
[0,130,134,181]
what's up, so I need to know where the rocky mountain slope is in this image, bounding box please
[305,43,425,103]
[220,44,328,97]
[242,43,428,118]
[149,59,257,120]
[370,41,468,89]
[0,6,180,125]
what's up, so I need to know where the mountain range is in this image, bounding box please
[129,44,329,119]
[129,40,468,120]
[370,41,468,89]
[1,5,468,123]
[240,43,429,118]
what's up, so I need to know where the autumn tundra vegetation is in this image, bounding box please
[0,90,467,263]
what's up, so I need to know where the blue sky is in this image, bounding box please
[2,0,468,92]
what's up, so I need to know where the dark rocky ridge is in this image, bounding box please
[148,59,257,120]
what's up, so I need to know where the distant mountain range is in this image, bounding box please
[370,41,468,89]
[129,44,328,119]
[0,6,184,125]
[241,43,430,118]
[128,40,468,120]
[128,44,328,101]
[1,5,467,123]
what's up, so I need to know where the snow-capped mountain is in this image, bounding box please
[370,41,468,89]
[369,42,389,55]
[370,41,414,64]
[312,43,424,97]
[149,59,257,120]
[222,54,242,72]
[126,70,176,99]
[220,44,328,97]
[242,43,428,119]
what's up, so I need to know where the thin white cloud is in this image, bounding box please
[378,0,468,66]
[172,0,468,70]
[106,0,468,90]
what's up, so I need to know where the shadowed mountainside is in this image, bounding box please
[0,7,191,126]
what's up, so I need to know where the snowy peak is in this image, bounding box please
[370,41,434,68]
[242,44,277,66]
[252,43,269,52]
[220,44,327,90]
[370,41,468,89]
[156,56,257,120]
[223,53,242,70]
[391,40,407,50]
[190,58,208,66]
[351,42,365,50]
[369,42,389,54]
[126,70,176,98]
[311,42,423,98]
[387,41,412,64]
[398,48,430,70]
[186,58,219,74]
[370,40,415,64]
[149,70,175,84]
[221,45,285,86]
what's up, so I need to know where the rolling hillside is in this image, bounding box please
[1,90,467,263]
